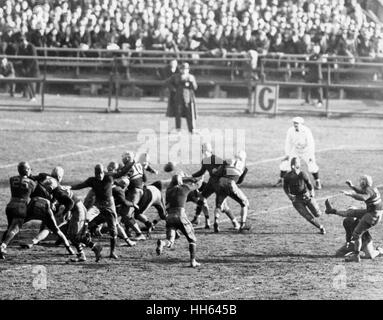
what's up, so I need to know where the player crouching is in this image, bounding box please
[325,175,383,262]
[335,214,383,260]
[213,151,250,233]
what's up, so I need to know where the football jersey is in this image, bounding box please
[9,175,37,201]
[364,186,382,212]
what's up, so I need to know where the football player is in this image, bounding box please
[283,157,325,234]
[325,175,383,262]
[213,150,250,233]
[190,142,239,230]
[0,162,37,259]
[71,164,122,259]
[156,174,203,267]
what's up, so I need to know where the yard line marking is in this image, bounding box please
[0,142,140,170]
[246,146,346,166]
[0,133,178,169]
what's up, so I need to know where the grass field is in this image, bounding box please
[0,106,383,300]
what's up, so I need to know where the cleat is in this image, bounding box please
[345,252,361,262]
[239,223,252,233]
[0,247,6,260]
[335,242,354,257]
[233,220,240,230]
[204,224,210,229]
[315,102,323,108]
[273,178,283,187]
[213,223,220,233]
[190,260,201,268]
[156,239,164,255]
[109,252,119,259]
[125,238,136,247]
[133,234,146,241]
[315,179,322,190]
[92,244,103,262]
[324,199,336,214]
[319,226,326,235]
[191,216,200,225]
[20,243,34,249]
[166,241,174,249]
[71,252,86,262]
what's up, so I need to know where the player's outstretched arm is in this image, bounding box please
[70,180,90,191]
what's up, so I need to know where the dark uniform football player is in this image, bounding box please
[283,157,325,234]
[191,142,239,230]
[27,167,74,249]
[156,174,203,267]
[25,179,104,263]
[117,151,154,233]
[335,215,383,259]
[71,164,121,259]
[214,151,250,233]
[325,175,383,262]
[106,161,142,243]
[0,162,36,259]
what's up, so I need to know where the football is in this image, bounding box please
[164,161,176,172]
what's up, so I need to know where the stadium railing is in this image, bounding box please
[1,49,382,113]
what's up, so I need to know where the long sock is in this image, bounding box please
[3,226,21,246]
[1,230,8,243]
[306,218,321,230]
[194,205,202,217]
[32,229,50,245]
[110,236,117,254]
[189,243,196,261]
[312,172,319,180]
[240,206,248,226]
[56,230,71,248]
[202,205,209,220]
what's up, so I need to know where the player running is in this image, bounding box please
[213,150,250,233]
[325,175,383,262]
[0,162,37,259]
[283,157,325,234]
[156,174,203,267]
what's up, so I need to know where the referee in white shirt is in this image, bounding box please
[275,117,321,189]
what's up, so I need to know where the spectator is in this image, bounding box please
[301,43,324,108]
[17,35,39,101]
[166,62,197,134]
[0,56,15,97]
[161,58,179,102]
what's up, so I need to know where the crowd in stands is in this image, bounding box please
[0,0,382,59]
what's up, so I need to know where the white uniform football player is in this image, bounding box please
[275,117,321,189]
